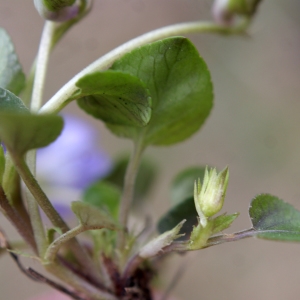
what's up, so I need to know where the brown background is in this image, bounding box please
[1,0,300,299]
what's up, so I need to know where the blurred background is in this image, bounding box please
[1,0,300,299]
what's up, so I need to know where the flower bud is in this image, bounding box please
[212,0,263,25]
[34,0,80,22]
[194,167,229,221]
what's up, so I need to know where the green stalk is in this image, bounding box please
[0,186,37,251]
[9,152,103,284]
[40,20,249,115]
[117,138,144,249]
[31,21,56,112]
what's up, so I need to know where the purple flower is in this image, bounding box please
[37,115,111,215]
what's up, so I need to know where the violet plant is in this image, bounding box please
[0,0,299,299]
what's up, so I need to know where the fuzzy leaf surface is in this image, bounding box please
[110,37,213,146]
[249,194,300,241]
[0,28,25,95]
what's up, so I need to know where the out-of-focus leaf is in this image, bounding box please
[249,194,300,241]
[170,167,206,206]
[0,112,63,155]
[0,87,29,113]
[76,70,151,129]
[104,154,157,204]
[82,181,121,220]
[71,201,119,230]
[157,197,198,240]
[110,37,213,146]
[0,28,25,95]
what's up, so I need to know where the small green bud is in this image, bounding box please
[34,0,80,22]
[194,167,229,223]
[212,0,263,25]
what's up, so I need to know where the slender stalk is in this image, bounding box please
[40,21,248,115]
[117,138,144,249]
[25,151,47,255]
[31,21,56,112]
[45,223,113,263]
[204,228,256,248]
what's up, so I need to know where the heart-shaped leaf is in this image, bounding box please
[76,70,151,128]
[109,37,213,146]
[249,194,300,241]
[157,197,198,240]
[0,28,25,95]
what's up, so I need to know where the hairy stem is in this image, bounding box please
[40,21,248,114]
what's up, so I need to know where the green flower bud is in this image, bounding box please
[194,167,229,223]
[34,0,80,22]
[212,0,263,25]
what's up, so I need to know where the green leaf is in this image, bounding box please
[76,70,151,128]
[110,37,213,146]
[0,95,63,155]
[171,167,206,206]
[211,213,239,235]
[104,154,157,205]
[83,181,121,220]
[71,201,119,230]
[249,194,300,241]
[0,87,29,113]
[157,197,198,241]
[0,28,25,95]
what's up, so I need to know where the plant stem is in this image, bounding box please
[40,21,248,114]
[45,223,113,263]
[9,152,104,284]
[31,21,56,112]
[0,186,37,251]
[117,138,144,249]
[25,151,47,255]
[204,228,256,248]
